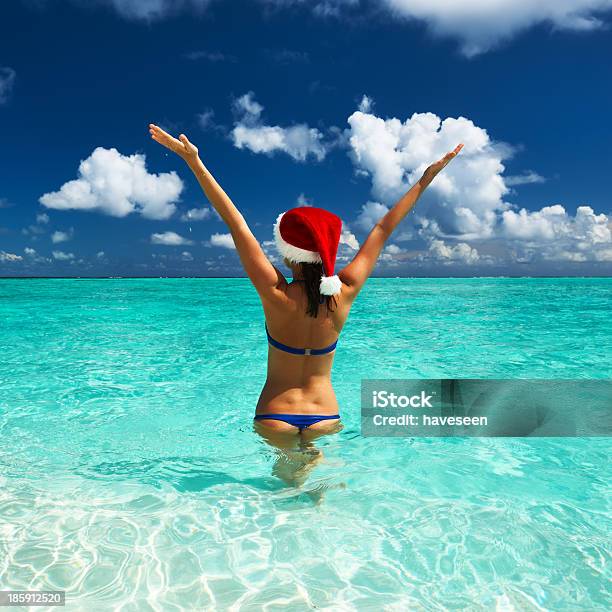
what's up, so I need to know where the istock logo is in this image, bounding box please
[372,390,434,409]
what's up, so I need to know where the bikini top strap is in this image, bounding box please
[264,323,337,356]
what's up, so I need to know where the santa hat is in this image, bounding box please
[273,206,343,296]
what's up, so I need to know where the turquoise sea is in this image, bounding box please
[0,278,610,611]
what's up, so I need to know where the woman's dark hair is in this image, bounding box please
[300,262,337,318]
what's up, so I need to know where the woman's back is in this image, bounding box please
[257,280,352,415]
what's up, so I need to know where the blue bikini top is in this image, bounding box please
[265,324,338,356]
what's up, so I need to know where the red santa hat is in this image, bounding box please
[273,206,343,296]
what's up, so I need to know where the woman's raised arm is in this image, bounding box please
[149,124,285,299]
[339,144,463,298]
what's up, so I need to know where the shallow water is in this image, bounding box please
[0,278,610,610]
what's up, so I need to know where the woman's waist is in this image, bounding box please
[256,383,339,416]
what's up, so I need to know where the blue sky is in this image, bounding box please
[1,0,611,277]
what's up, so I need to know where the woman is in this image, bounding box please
[149,124,462,451]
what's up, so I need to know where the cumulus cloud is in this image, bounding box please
[181,251,194,261]
[261,239,280,264]
[345,99,612,268]
[231,92,328,162]
[51,229,73,244]
[426,239,480,264]
[52,250,74,261]
[258,1,612,55]
[383,0,612,56]
[378,243,413,265]
[40,147,183,220]
[385,244,404,255]
[0,251,22,262]
[502,204,612,262]
[24,247,51,264]
[0,67,16,104]
[340,226,360,250]
[347,106,508,239]
[151,231,194,246]
[209,232,236,249]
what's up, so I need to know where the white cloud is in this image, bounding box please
[381,1,612,56]
[0,251,22,262]
[426,239,480,264]
[339,98,612,269]
[24,247,51,263]
[378,243,411,264]
[502,205,612,262]
[347,105,508,240]
[0,67,16,104]
[502,204,565,241]
[261,239,280,264]
[22,212,50,237]
[354,201,390,231]
[151,231,194,246]
[180,207,212,221]
[40,147,183,220]
[358,94,373,113]
[259,1,612,55]
[594,248,612,262]
[96,251,106,258]
[231,92,328,162]
[209,233,236,249]
[345,99,612,267]
[181,251,194,261]
[340,227,360,250]
[385,244,403,255]
[51,229,73,244]
[52,250,74,261]
[505,171,546,186]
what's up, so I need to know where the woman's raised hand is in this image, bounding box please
[149,124,199,163]
[421,144,464,184]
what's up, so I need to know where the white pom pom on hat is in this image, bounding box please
[319,274,342,296]
[273,207,343,296]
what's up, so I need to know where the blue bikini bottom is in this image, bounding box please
[254,413,340,432]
